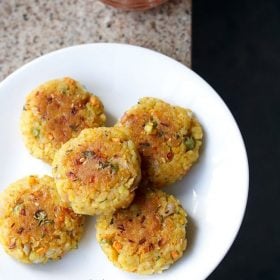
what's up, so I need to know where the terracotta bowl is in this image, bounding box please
[100,0,168,11]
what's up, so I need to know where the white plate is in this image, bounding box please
[0,43,248,280]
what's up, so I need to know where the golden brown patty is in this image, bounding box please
[53,127,141,215]
[96,188,187,274]
[20,77,106,163]
[117,97,203,188]
[0,175,84,264]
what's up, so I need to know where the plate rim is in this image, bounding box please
[0,43,249,279]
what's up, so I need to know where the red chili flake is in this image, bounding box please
[46,96,53,104]
[16,227,24,234]
[60,115,67,124]
[139,238,146,245]
[117,224,125,232]
[71,107,77,115]
[89,176,95,183]
[140,216,146,223]
[158,239,164,247]
[67,171,78,181]
[75,158,81,165]
[166,152,174,161]
[8,241,16,249]
[160,122,169,127]
[148,243,154,251]
[139,142,150,147]
[20,208,26,216]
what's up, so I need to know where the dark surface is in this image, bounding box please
[192,0,280,279]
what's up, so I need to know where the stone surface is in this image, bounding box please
[0,0,191,81]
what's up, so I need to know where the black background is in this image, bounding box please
[192,0,280,279]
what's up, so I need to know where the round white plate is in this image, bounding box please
[0,43,248,280]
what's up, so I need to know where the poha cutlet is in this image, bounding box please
[0,175,84,264]
[53,127,141,215]
[20,77,106,163]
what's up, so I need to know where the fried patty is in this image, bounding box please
[0,175,84,264]
[20,77,106,163]
[96,188,187,274]
[53,127,141,215]
[117,97,203,188]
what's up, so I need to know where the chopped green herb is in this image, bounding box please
[65,149,73,154]
[34,210,53,226]
[100,239,112,245]
[32,127,40,138]
[98,161,110,169]
[157,130,164,137]
[23,105,27,111]
[69,124,79,132]
[85,104,92,117]
[98,161,119,173]
[58,84,69,94]
[110,163,119,174]
[144,121,157,134]
[34,210,46,223]
[13,204,23,215]
[139,142,151,147]
[82,150,95,159]
[184,136,195,150]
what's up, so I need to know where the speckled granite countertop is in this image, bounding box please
[0,0,191,81]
